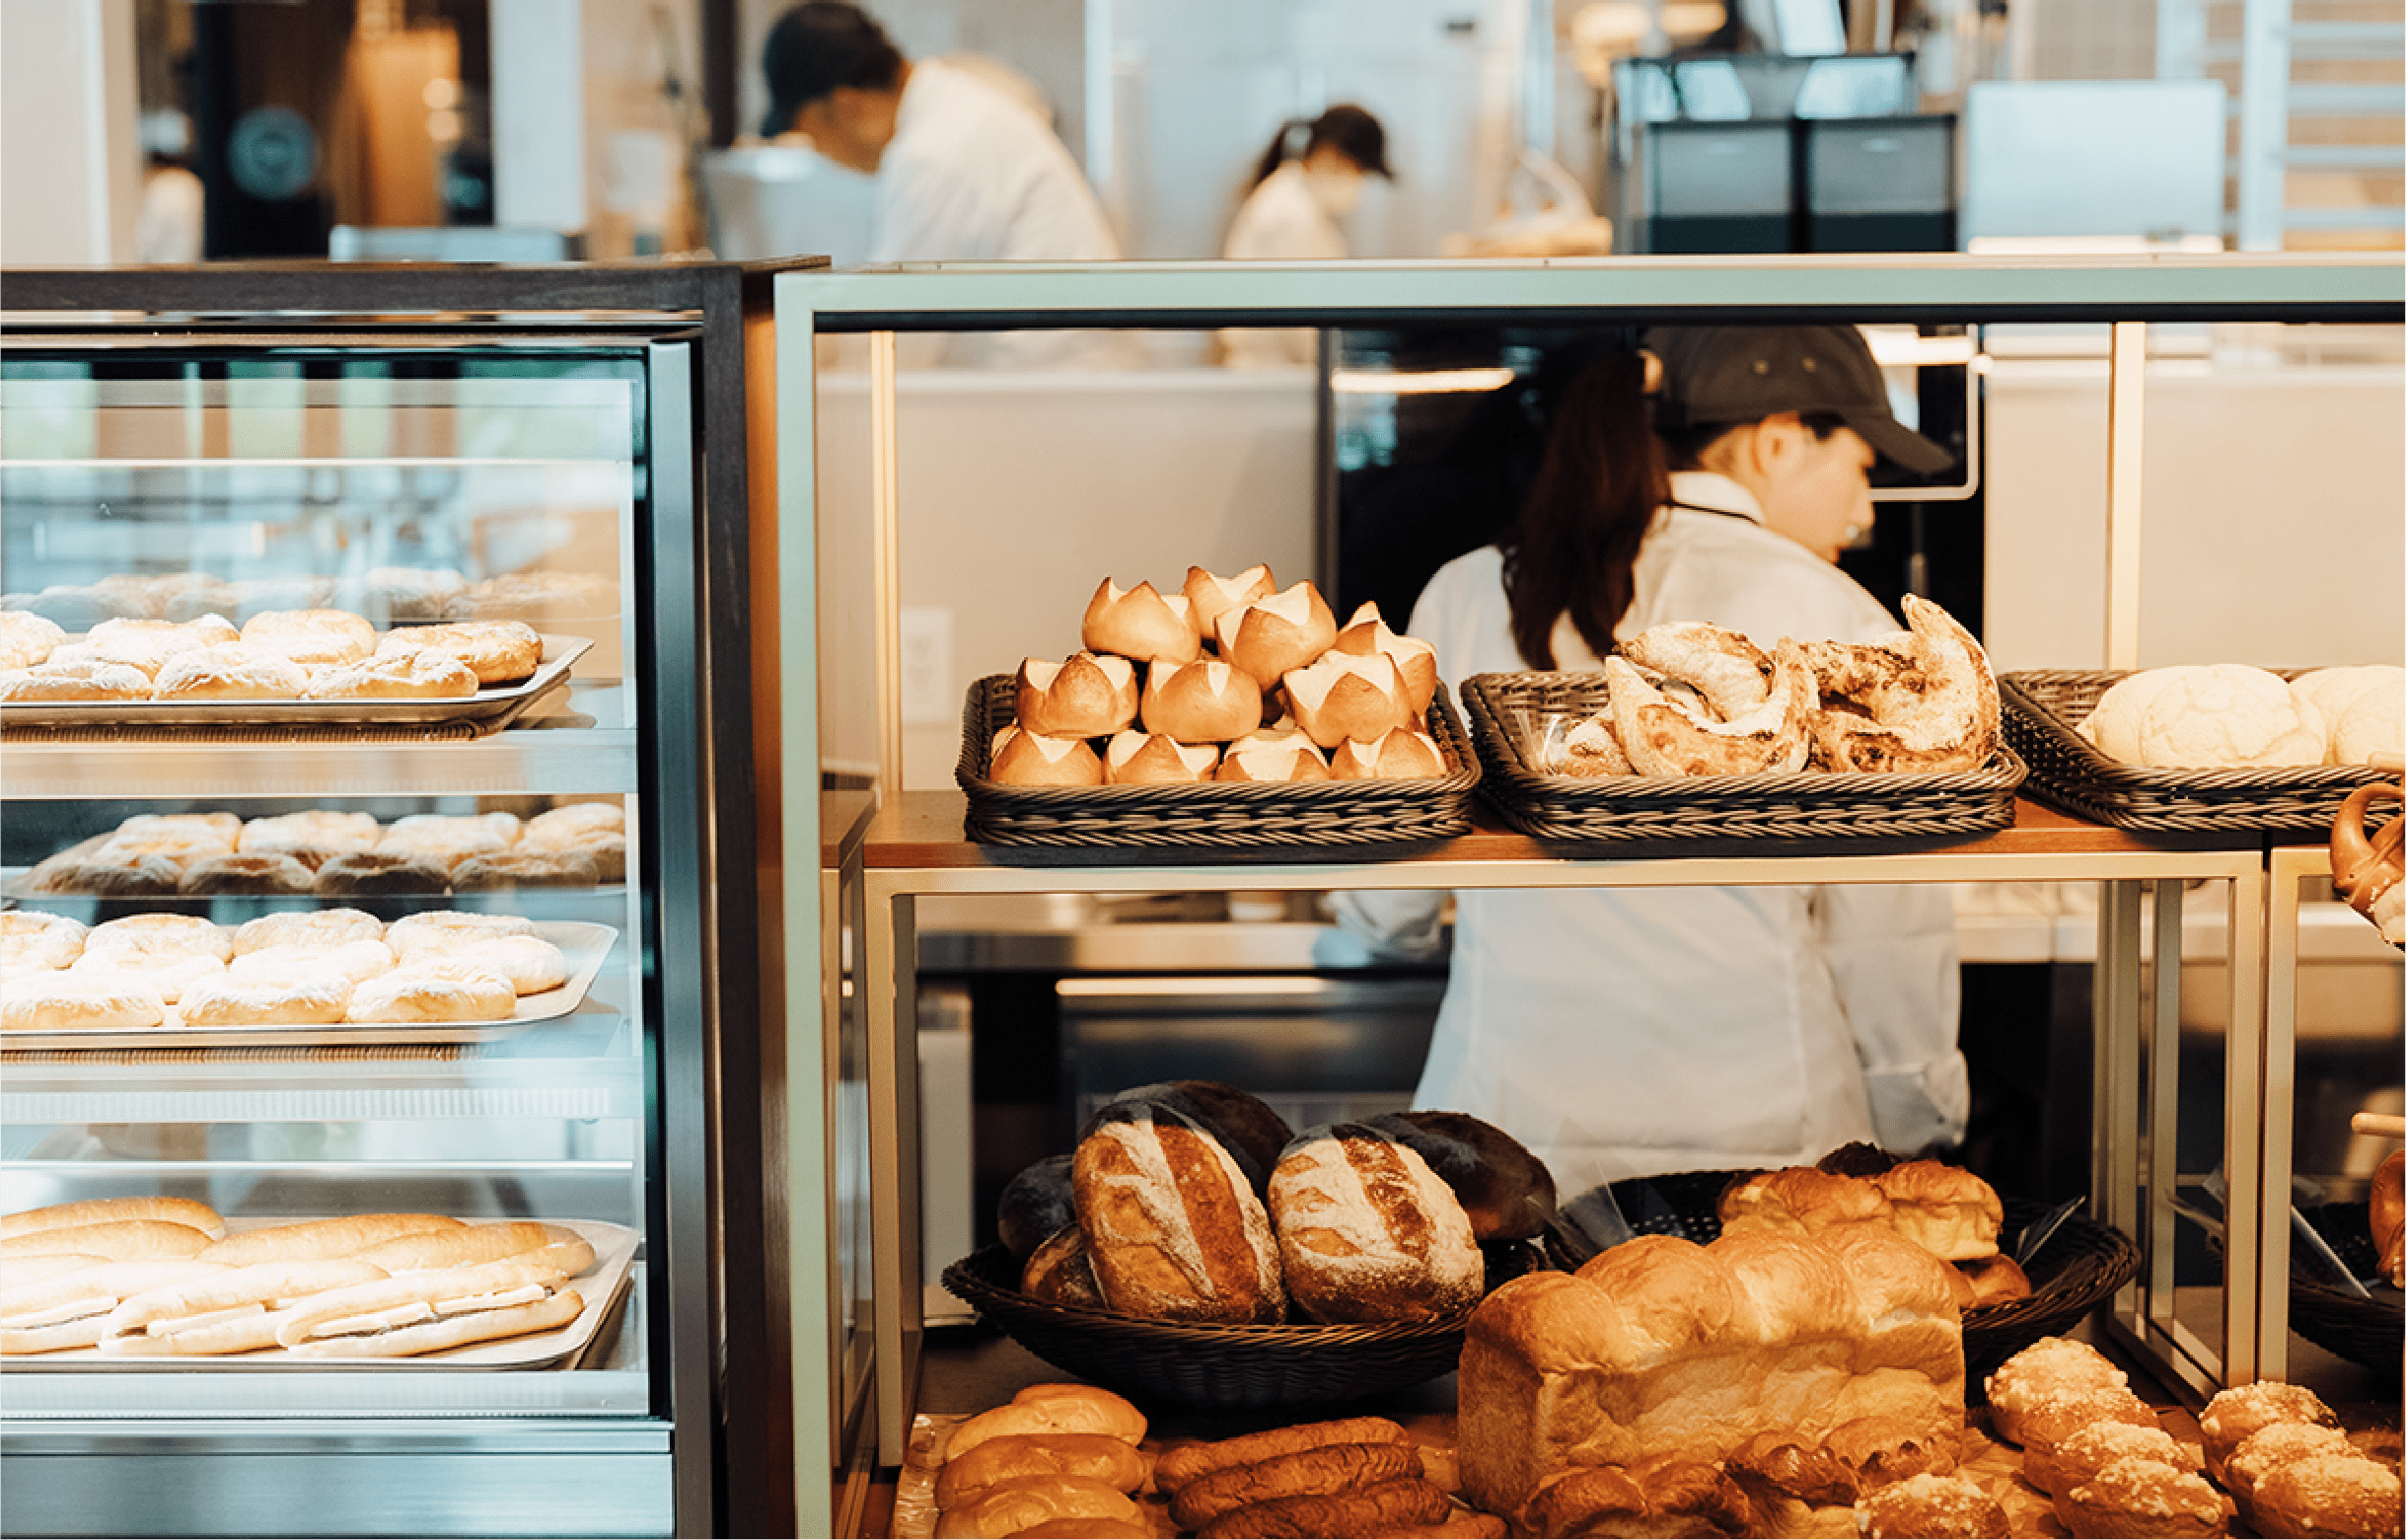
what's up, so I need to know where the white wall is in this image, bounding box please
[0,0,141,264]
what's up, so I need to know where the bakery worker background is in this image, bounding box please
[1333,325,1970,1195]
[761,0,1125,365]
[1218,105,1392,369]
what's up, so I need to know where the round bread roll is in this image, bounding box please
[1332,602,1440,714]
[376,814,518,870]
[2247,1451,2402,1540]
[0,971,168,1032]
[1019,1224,1108,1310]
[1214,581,1337,690]
[85,616,238,675]
[36,857,182,899]
[237,811,381,868]
[442,935,568,995]
[934,1430,1148,1512]
[1282,651,1416,750]
[1361,1109,1557,1243]
[450,850,599,891]
[151,646,310,700]
[1141,658,1263,744]
[567,833,627,883]
[2133,664,2326,769]
[1182,563,1276,643]
[2198,1380,2341,1484]
[2024,1419,2203,1500]
[178,975,353,1027]
[2225,1423,2360,1528]
[932,1475,1143,1540]
[2291,665,2400,743]
[0,659,153,701]
[1270,1122,1483,1323]
[384,911,538,958]
[86,914,233,963]
[0,611,67,671]
[1853,1473,2009,1540]
[240,608,377,666]
[1215,727,1331,782]
[1985,1336,2135,1447]
[2077,667,2206,764]
[312,849,452,895]
[2332,683,2403,767]
[92,831,227,871]
[1072,1101,1284,1325]
[1081,578,1200,664]
[376,620,540,685]
[1,912,88,970]
[988,726,1105,787]
[175,852,317,896]
[946,1383,1146,1458]
[117,811,242,846]
[520,804,624,844]
[71,947,224,1003]
[1018,653,1140,739]
[229,940,397,988]
[1080,1081,1295,1200]
[1102,730,1217,785]
[1329,726,1446,780]
[345,960,516,1024]
[304,650,479,699]
[996,1153,1078,1260]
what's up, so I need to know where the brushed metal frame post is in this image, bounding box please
[2103,321,2148,671]
[2222,857,2272,1385]
[869,331,905,810]
[863,876,921,1466]
[2148,880,2185,1356]
[2257,845,2320,1384]
[2097,880,2147,1301]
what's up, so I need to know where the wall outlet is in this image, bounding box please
[899,606,955,724]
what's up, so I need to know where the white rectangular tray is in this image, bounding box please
[0,920,617,1050]
[4,1217,636,1371]
[0,635,591,728]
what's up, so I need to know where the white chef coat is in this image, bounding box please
[871,58,1126,368]
[1333,471,1968,1194]
[1217,162,1349,370]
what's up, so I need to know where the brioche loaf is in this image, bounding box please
[1456,1226,1964,1520]
[2196,1381,2344,1488]
[2022,1419,2202,1499]
[1267,1122,1482,1324]
[2248,1450,2403,1540]
[1869,1161,2004,1261]
[1073,1101,1283,1324]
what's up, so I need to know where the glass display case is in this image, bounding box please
[0,264,795,1539]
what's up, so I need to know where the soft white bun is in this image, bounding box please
[2078,666,2207,764]
[114,812,241,846]
[233,907,385,955]
[384,911,537,958]
[179,975,353,1026]
[0,972,168,1032]
[376,620,541,684]
[87,915,233,963]
[519,803,624,844]
[987,725,1105,787]
[2290,666,2402,756]
[237,812,381,866]
[305,650,479,699]
[85,617,239,676]
[1140,658,1263,743]
[1102,730,1218,784]
[151,646,310,700]
[1215,728,1332,782]
[0,659,153,700]
[1214,581,1337,689]
[241,609,378,666]
[444,935,569,995]
[70,948,223,1003]
[377,813,518,868]
[1181,563,1276,642]
[1330,727,1447,780]
[1282,651,1418,750]
[2332,681,2402,766]
[1016,652,1138,739]
[0,611,67,671]
[1080,579,1200,664]
[1333,602,1440,713]
[1,913,87,970]
[346,961,516,1023]
[2136,664,2327,768]
[229,940,397,988]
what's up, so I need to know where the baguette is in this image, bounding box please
[2,1219,213,1264]
[1156,1416,1412,1492]
[272,1255,586,1355]
[285,1287,582,1358]
[1198,1474,1451,1538]
[0,1254,107,1290]
[1170,1440,1423,1530]
[0,1258,228,1354]
[197,1213,462,1267]
[98,1258,385,1355]
[343,1221,593,1277]
[2,1197,226,1241]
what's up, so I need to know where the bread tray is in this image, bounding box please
[1542,1169,2141,1384]
[2001,669,2395,840]
[943,1239,1542,1412]
[1461,671,2025,847]
[3,1217,635,1371]
[955,674,1481,856]
[0,634,591,730]
[0,919,615,1050]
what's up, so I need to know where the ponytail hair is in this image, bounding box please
[1250,105,1391,189]
[1499,354,1666,669]
[1251,119,1309,189]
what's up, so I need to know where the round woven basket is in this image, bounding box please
[1543,1170,2141,1385]
[2287,1201,2403,1376]
[941,1241,1540,1413]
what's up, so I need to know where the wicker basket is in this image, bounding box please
[941,1241,1539,1412]
[955,675,1481,853]
[1460,672,2025,847]
[2286,1201,2404,1376]
[2000,670,2394,840]
[1542,1170,2140,1384]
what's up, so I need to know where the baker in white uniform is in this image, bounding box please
[1219,105,1391,369]
[761,1,1124,364]
[1334,327,1970,1195]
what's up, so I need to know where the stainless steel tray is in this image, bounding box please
[0,919,616,1050]
[6,837,626,902]
[3,1217,636,1370]
[0,635,592,729]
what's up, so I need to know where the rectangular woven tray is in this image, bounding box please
[1460,671,2025,846]
[955,674,1480,854]
[2001,670,2391,840]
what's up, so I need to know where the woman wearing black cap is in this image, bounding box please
[1219,105,1391,367]
[1334,326,1969,1194]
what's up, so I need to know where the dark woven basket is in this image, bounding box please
[2000,670,2395,840]
[1541,1170,2141,1384]
[955,675,1480,853]
[1460,672,2025,847]
[941,1242,1540,1412]
[2287,1201,2404,1375]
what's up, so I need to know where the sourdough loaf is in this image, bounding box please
[1267,1122,1481,1324]
[1072,1101,1284,1325]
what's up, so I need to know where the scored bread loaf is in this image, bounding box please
[1019,1225,1108,1310]
[946,1383,1145,1460]
[1154,1415,1411,1493]
[1073,1101,1284,1325]
[1077,1080,1293,1200]
[1267,1122,1482,1324]
[932,1431,1148,1510]
[1456,1226,1965,1521]
[1168,1439,1423,1531]
[1361,1110,1556,1243]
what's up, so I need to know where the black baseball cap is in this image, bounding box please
[1642,324,1953,476]
[761,1,906,138]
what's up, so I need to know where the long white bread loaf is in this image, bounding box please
[343,1221,592,1277]
[2,1197,227,1241]
[1457,1226,1965,1521]
[98,1258,386,1356]
[274,1255,585,1356]
[2,1220,212,1264]
[0,1259,229,1355]
[196,1213,461,1266]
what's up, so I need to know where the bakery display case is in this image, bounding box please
[774,256,2402,1530]
[0,263,796,1538]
